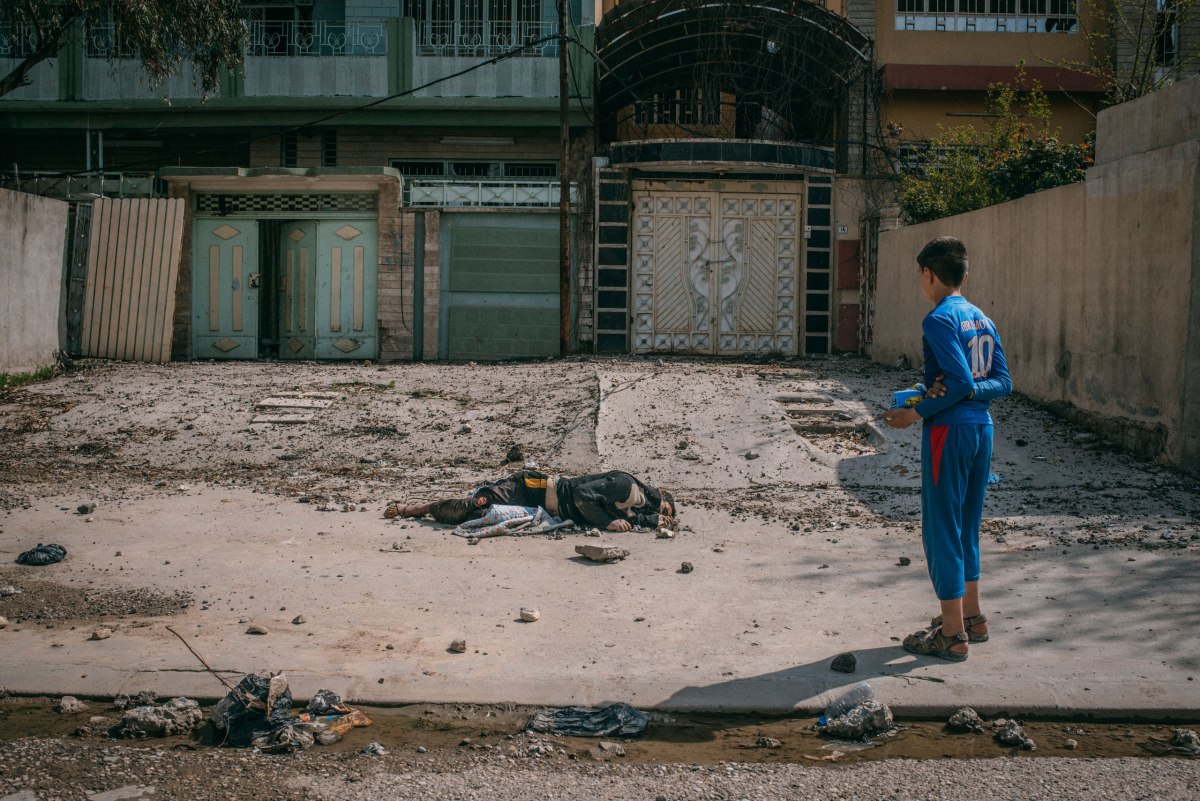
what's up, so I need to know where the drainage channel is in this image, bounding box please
[1,697,1195,764]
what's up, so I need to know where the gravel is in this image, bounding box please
[0,738,1197,801]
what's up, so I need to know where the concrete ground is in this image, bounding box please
[1,356,1197,718]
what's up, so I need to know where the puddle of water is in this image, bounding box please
[2,698,1195,764]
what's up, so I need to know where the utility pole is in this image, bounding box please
[557,0,571,357]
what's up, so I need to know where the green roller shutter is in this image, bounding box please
[441,213,561,361]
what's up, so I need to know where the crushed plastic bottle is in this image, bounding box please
[822,681,876,723]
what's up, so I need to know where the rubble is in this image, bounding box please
[822,700,893,741]
[994,719,1036,750]
[946,707,985,733]
[56,696,88,714]
[111,697,204,739]
[519,607,541,622]
[575,545,629,562]
[90,628,112,641]
[449,639,467,653]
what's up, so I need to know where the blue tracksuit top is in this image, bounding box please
[915,295,1013,426]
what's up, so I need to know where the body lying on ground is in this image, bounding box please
[387,469,675,532]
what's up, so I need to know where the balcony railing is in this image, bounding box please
[406,179,576,208]
[414,20,558,57]
[0,24,39,58]
[247,19,387,57]
[896,1,1079,33]
[0,171,157,200]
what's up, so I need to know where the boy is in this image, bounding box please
[883,236,1012,662]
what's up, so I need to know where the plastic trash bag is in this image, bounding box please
[212,674,294,748]
[525,702,648,738]
[16,543,66,566]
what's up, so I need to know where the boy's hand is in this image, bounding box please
[926,374,947,398]
[883,407,920,429]
[606,519,632,532]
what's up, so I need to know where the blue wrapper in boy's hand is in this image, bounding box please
[890,384,926,410]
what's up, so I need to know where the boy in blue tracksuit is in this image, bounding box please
[884,236,1012,662]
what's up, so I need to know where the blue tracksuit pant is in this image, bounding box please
[922,423,993,601]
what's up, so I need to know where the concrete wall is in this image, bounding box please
[0,189,67,374]
[870,76,1200,472]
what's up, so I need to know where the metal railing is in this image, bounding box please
[0,171,157,201]
[895,1,1079,33]
[246,19,388,57]
[85,24,139,58]
[406,179,576,208]
[414,20,558,57]
[0,23,39,58]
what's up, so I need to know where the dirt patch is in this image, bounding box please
[0,568,192,624]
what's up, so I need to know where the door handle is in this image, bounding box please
[249,273,261,288]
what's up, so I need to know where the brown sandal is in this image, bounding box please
[903,625,969,662]
[931,613,989,643]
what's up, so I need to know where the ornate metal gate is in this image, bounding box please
[631,187,802,355]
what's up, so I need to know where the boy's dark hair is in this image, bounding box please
[917,236,968,287]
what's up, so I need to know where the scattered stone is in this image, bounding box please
[56,696,88,714]
[449,639,467,653]
[245,624,269,635]
[90,627,113,641]
[519,607,541,622]
[897,556,912,566]
[591,740,626,759]
[1064,738,1079,750]
[505,444,526,464]
[459,738,472,747]
[360,742,386,756]
[994,719,1036,750]
[77,503,95,515]
[754,736,782,749]
[744,450,760,460]
[0,584,20,597]
[656,528,675,539]
[0,616,7,629]
[416,745,428,753]
[575,544,629,562]
[678,562,694,574]
[459,423,473,434]
[88,785,156,801]
[291,615,306,625]
[947,707,985,733]
[238,617,248,624]
[111,697,204,738]
[830,653,857,674]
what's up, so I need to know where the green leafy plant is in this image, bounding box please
[897,72,1093,224]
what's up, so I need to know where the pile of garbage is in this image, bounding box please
[212,674,370,753]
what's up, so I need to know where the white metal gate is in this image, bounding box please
[631,188,801,355]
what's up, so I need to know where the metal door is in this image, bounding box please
[192,219,259,359]
[440,213,560,361]
[632,190,799,355]
[279,221,317,359]
[314,220,378,359]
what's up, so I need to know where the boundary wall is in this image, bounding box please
[0,188,67,375]
[870,76,1200,473]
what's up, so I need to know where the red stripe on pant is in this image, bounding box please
[929,425,949,487]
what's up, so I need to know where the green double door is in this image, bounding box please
[192,218,378,360]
